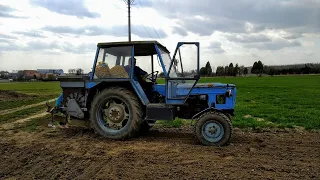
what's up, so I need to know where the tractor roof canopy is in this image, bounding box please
[97,40,170,56]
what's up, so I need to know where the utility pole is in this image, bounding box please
[123,0,135,42]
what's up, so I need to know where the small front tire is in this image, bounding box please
[195,111,233,146]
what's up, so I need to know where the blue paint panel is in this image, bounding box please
[90,47,100,80]
[56,93,63,107]
[131,80,149,105]
[153,84,165,96]
[154,83,236,110]
[131,45,134,79]
[154,44,168,78]
[86,82,97,89]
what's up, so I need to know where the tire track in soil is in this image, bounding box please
[0,111,48,130]
[0,98,56,115]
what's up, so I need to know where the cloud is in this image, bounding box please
[144,0,320,35]
[131,25,167,39]
[207,41,225,54]
[42,25,106,36]
[26,41,96,54]
[245,39,301,50]
[0,40,96,54]
[0,4,27,19]
[31,0,100,18]
[13,31,46,38]
[171,26,188,36]
[0,33,18,45]
[177,16,249,36]
[0,39,11,44]
[279,32,302,40]
[42,25,168,38]
[225,34,271,43]
[0,33,18,40]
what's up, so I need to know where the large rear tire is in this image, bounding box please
[89,87,142,140]
[195,111,233,146]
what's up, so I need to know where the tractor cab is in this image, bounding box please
[90,41,201,105]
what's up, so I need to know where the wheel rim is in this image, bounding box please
[96,96,130,134]
[202,121,224,143]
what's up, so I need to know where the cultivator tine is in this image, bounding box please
[45,102,55,128]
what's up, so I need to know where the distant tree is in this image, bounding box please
[47,74,54,81]
[233,64,239,76]
[17,70,24,81]
[200,67,207,76]
[251,61,258,74]
[228,63,234,76]
[244,67,248,76]
[224,66,229,76]
[269,68,276,76]
[257,60,264,76]
[239,65,245,76]
[301,64,311,74]
[205,61,212,76]
[76,68,84,75]
[68,69,76,74]
[215,66,225,76]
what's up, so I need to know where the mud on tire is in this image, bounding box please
[89,87,143,140]
[195,111,233,146]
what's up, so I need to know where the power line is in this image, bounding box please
[137,0,163,43]
[130,1,154,40]
[142,24,154,39]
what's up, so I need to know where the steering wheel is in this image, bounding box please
[144,71,159,83]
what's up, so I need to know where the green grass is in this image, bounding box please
[0,94,58,111]
[2,75,320,130]
[0,82,61,94]
[157,75,320,129]
[0,82,61,111]
[13,114,51,132]
[0,104,46,124]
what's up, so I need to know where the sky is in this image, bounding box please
[0,0,319,73]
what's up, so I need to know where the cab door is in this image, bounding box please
[165,42,200,105]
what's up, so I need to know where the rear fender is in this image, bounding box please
[85,81,147,109]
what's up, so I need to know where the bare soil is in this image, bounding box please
[0,90,37,101]
[0,121,319,180]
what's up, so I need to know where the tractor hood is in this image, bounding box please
[153,82,236,97]
[167,82,236,88]
[191,82,235,88]
[155,82,235,89]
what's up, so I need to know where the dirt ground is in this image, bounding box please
[0,90,37,101]
[0,120,319,180]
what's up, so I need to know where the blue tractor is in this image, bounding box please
[49,41,236,146]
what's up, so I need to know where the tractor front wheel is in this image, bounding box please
[89,87,142,140]
[195,111,233,146]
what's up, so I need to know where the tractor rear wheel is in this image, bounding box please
[89,87,142,139]
[195,111,233,146]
